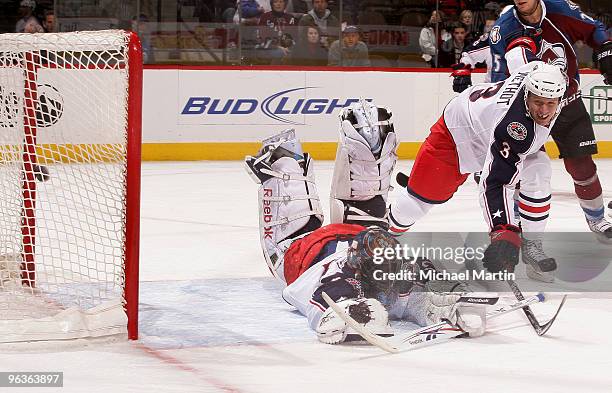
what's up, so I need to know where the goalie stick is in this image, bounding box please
[322,292,545,353]
[508,280,567,336]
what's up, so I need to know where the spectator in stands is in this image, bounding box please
[233,0,268,25]
[216,0,238,22]
[440,22,467,67]
[256,0,297,63]
[419,10,449,68]
[328,25,370,67]
[258,0,297,41]
[459,10,478,45]
[483,1,502,16]
[16,0,42,33]
[298,0,339,47]
[240,0,265,19]
[290,25,328,65]
[42,10,56,33]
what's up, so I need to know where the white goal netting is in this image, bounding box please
[0,30,141,342]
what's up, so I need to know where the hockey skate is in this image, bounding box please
[521,238,557,283]
[587,216,612,244]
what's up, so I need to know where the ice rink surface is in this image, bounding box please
[1,159,612,393]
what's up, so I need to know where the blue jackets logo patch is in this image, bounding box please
[507,122,527,140]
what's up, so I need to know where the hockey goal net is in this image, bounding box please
[0,30,141,342]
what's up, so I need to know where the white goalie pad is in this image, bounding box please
[257,155,323,282]
[330,100,398,225]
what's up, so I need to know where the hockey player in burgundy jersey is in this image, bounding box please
[244,102,488,345]
[488,0,612,243]
[390,62,566,282]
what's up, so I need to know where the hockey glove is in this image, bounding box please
[451,63,472,93]
[596,41,612,85]
[482,224,521,273]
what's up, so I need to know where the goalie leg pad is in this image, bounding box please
[316,298,392,344]
[330,102,398,227]
[246,131,325,283]
[258,155,324,282]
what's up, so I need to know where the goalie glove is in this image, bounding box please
[451,63,472,93]
[316,298,392,344]
[482,224,522,273]
[596,41,612,85]
[408,281,488,337]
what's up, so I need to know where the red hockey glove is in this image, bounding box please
[482,224,522,273]
[451,63,472,93]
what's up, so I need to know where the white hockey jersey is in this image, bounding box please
[444,61,556,229]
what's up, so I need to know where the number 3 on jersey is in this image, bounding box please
[469,81,504,102]
[500,141,511,158]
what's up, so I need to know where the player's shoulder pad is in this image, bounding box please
[490,10,524,48]
[544,0,582,15]
[494,88,536,154]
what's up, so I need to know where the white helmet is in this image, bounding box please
[525,63,567,99]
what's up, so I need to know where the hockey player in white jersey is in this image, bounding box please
[390,61,566,282]
[245,102,488,345]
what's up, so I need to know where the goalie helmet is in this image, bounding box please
[346,228,411,302]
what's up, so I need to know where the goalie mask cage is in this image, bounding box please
[0,30,141,342]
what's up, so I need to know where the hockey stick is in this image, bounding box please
[322,292,544,354]
[508,280,566,336]
[581,95,612,101]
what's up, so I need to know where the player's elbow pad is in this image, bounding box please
[506,37,537,56]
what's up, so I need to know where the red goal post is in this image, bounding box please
[0,30,142,342]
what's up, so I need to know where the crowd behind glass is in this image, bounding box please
[1,0,610,68]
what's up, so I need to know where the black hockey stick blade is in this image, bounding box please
[534,294,567,336]
[508,280,566,336]
[396,172,408,188]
